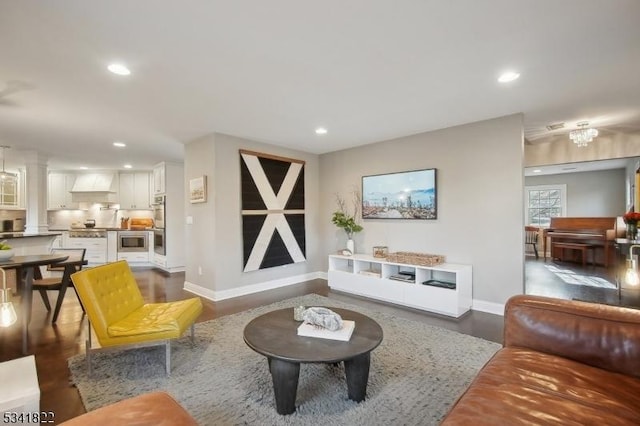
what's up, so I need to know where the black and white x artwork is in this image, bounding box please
[240,150,306,272]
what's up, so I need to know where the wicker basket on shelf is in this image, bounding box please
[385,251,445,266]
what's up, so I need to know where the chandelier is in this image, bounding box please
[0,146,17,180]
[569,122,598,147]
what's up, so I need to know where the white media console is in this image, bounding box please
[328,254,472,317]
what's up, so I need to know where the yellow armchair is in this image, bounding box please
[71,260,203,375]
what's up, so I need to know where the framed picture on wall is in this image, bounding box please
[362,168,437,219]
[189,175,207,203]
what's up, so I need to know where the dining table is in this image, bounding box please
[0,254,71,354]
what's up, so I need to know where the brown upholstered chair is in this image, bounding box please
[59,391,197,425]
[524,226,539,259]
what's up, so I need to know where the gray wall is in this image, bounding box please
[184,133,321,292]
[319,114,525,306]
[185,114,524,307]
[184,138,217,285]
[525,168,626,216]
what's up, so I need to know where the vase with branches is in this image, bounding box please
[331,189,363,253]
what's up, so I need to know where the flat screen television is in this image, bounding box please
[362,168,437,220]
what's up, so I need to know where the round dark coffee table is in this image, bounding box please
[243,307,383,415]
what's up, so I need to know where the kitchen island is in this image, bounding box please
[0,232,62,256]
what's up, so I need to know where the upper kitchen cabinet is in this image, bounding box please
[0,174,21,209]
[119,171,152,210]
[153,163,166,195]
[48,172,78,210]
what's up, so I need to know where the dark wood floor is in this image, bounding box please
[2,258,638,424]
[525,254,640,309]
[0,267,504,424]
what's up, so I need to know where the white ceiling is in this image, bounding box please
[0,1,639,171]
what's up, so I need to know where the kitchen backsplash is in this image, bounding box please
[0,210,27,231]
[48,205,153,229]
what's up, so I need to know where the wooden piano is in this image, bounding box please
[545,217,621,267]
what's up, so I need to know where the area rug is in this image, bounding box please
[544,264,616,289]
[68,294,500,425]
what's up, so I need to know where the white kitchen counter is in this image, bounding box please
[0,233,60,255]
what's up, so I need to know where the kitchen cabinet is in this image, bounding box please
[48,173,78,210]
[63,233,107,264]
[118,251,150,263]
[0,176,20,208]
[153,253,167,268]
[152,163,165,195]
[52,234,64,249]
[119,172,152,210]
[153,162,185,272]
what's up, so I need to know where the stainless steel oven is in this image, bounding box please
[153,229,165,255]
[118,231,148,252]
[153,195,165,229]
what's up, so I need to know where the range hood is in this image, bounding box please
[70,173,118,203]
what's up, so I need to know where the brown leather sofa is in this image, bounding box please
[441,295,640,425]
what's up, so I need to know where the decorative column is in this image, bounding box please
[23,151,49,234]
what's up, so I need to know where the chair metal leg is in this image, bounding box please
[165,341,171,376]
[533,243,539,259]
[190,324,195,342]
[86,319,92,376]
[86,339,92,376]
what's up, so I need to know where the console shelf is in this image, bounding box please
[328,254,472,318]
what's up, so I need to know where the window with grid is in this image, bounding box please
[525,184,566,227]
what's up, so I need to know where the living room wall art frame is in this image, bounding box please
[362,168,437,219]
[240,149,306,272]
[189,175,207,203]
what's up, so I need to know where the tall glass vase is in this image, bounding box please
[627,222,638,240]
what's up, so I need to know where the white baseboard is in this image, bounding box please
[472,299,505,316]
[184,271,325,302]
[152,265,186,273]
[183,281,217,300]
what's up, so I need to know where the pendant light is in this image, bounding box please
[0,146,17,180]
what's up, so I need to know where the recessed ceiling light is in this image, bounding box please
[315,127,328,135]
[533,169,542,173]
[113,141,126,148]
[498,71,520,83]
[107,63,131,76]
[79,166,88,170]
[123,164,132,169]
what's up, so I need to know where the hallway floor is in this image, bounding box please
[525,255,640,309]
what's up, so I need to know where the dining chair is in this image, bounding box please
[525,226,539,259]
[32,248,87,323]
